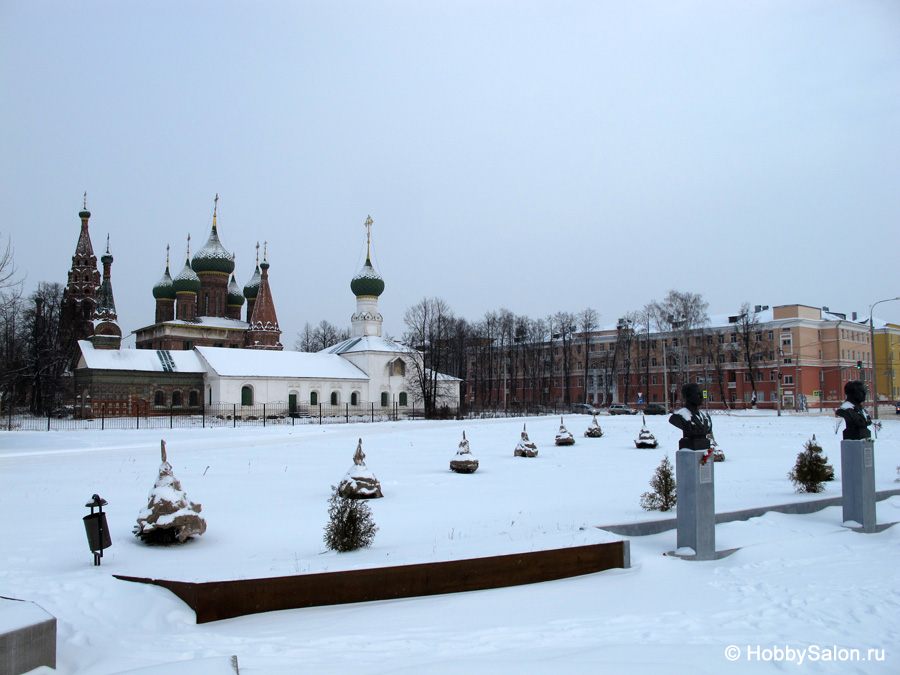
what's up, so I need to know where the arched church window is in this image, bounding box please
[351,392,358,406]
[310,391,318,405]
[189,390,199,407]
[399,392,408,407]
[381,392,389,407]
[330,391,339,406]
[154,390,165,407]
[172,391,183,407]
[241,385,253,406]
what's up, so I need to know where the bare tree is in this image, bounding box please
[21,283,67,414]
[403,297,456,417]
[549,311,577,407]
[0,233,18,292]
[733,302,773,407]
[647,290,709,406]
[294,321,317,352]
[578,307,599,405]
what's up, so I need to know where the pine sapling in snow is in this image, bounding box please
[640,454,676,512]
[324,485,378,552]
[787,435,834,494]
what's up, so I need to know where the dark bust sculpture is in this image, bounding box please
[669,383,712,451]
[835,380,872,440]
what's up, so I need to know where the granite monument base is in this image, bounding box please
[676,448,716,560]
[840,439,876,532]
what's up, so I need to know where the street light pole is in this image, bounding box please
[869,296,900,420]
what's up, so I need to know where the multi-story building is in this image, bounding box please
[466,304,882,412]
[873,322,900,403]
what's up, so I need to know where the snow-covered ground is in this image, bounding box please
[2,411,899,674]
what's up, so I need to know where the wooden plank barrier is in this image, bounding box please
[115,540,629,623]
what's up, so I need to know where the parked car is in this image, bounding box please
[643,404,667,415]
[572,403,600,415]
[608,404,638,415]
[895,401,900,415]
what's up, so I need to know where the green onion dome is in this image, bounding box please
[350,257,385,298]
[227,274,245,306]
[79,209,91,220]
[243,264,261,300]
[152,266,176,300]
[191,221,235,275]
[173,258,201,294]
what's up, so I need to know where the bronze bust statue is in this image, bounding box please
[669,382,712,451]
[835,380,872,440]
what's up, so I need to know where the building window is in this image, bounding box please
[172,391,183,407]
[351,392,359,406]
[399,392,408,406]
[189,390,199,407]
[241,386,253,406]
[154,390,165,407]
[330,391,339,405]
[183,341,194,350]
[381,392,389,407]
[783,375,794,385]
[310,391,318,405]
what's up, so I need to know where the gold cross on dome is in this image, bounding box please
[365,215,373,257]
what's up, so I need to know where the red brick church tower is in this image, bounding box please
[59,196,101,366]
[245,242,282,349]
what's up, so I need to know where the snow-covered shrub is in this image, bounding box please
[709,432,725,462]
[324,485,378,552]
[787,435,834,494]
[338,438,383,498]
[450,430,479,473]
[634,416,659,449]
[134,440,206,545]
[584,414,603,438]
[555,417,575,446]
[640,454,676,512]
[514,423,538,457]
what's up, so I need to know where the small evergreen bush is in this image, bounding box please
[324,485,378,552]
[640,454,677,512]
[787,435,834,494]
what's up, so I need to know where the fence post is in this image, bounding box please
[47,409,51,431]
[233,404,237,428]
[170,404,173,429]
[371,402,374,423]
[319,403,322,425]
[101,404,105,431]
[263,404,266,427]
[202,403,205,429]
[345,403,349,424]
[136,409,140,430]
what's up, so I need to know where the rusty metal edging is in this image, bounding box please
[115,540,628,623]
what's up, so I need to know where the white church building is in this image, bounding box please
[75,222,460,416]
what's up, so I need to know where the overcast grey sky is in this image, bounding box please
[2,0,898,346]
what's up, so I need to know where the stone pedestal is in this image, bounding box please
[840,439,876,532]
[676,449,715,560]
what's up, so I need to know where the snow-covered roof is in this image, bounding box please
[196,346,369,380]
[134,316,249,333]
[325,336,412,355]
[77,340,205,372]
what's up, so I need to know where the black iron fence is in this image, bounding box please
[1,402,438,432]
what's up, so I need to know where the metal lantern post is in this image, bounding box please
[83,494,111,565]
